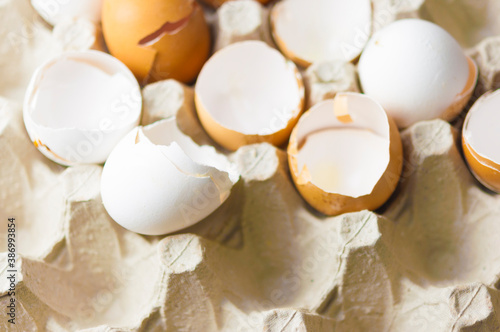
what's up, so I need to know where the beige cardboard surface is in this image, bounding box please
[2,0,500,331]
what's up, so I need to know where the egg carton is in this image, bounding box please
[1,0,500,331]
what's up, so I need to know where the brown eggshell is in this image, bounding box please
[195,94,303,151]
[194,41,305,151]
[102,0,211,84]
[269,4,313,68]
[287,93,403,215]
[462,90,500,193]
[271,27,312,68]
[463,138,500,192]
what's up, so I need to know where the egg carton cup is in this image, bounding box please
[213,0,274,52]
[2,0,500,331]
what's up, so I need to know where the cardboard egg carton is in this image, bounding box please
[1,0,500,331]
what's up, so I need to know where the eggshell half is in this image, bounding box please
[462,89,500,193]
[101,118,239,235]
[271,0,372,67]
[288,93,403,215]
[23,50,142,166]
[358,19,477,128]
[102,0,211,84]
[31,0,103,26]
[195,41,305,151]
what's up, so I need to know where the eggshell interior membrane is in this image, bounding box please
[358,19,472,128]
[195,41,304,150]
[462,90,500,192]
[101,118,239,235]
[271,0,372,67]
[298,129,389,197]
[463,90,500,165]
[294,95,390,198]
[144,120,239,187]
[31,0,103,25]
[23,51,141,165]
[30,59,136,129]
[288,92,403,216]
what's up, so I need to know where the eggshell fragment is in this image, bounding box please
[101,118,239,235]
[23,50,142,166]
[462,90,500,193]
[288,93,403,215]
[102,0,211,84]
[270,0,372,67]
[195,41,305,151]
[214,0,273,52]
[358,19,478,128]
[31,0,103,26]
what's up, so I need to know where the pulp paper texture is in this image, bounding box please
[1,0,500,331]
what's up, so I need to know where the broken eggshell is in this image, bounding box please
[288,93,403,215]
[100,118,239,235]
[462,89,500,193]
[31,0,103,26]
[358,19,478,129]
[270,0,372,67]
[23,50,142,166]
[102,0,211,84]
[195,40,305,151]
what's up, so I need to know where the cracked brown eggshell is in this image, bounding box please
[462,89,500,193]
[288,93,403,215]
[195,41,305,151]
[102,0,211,84]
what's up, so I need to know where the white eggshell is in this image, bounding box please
[31,0,103,26]
[23,50,142,166]
[358,19,470,128]
[100,118,239,236]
